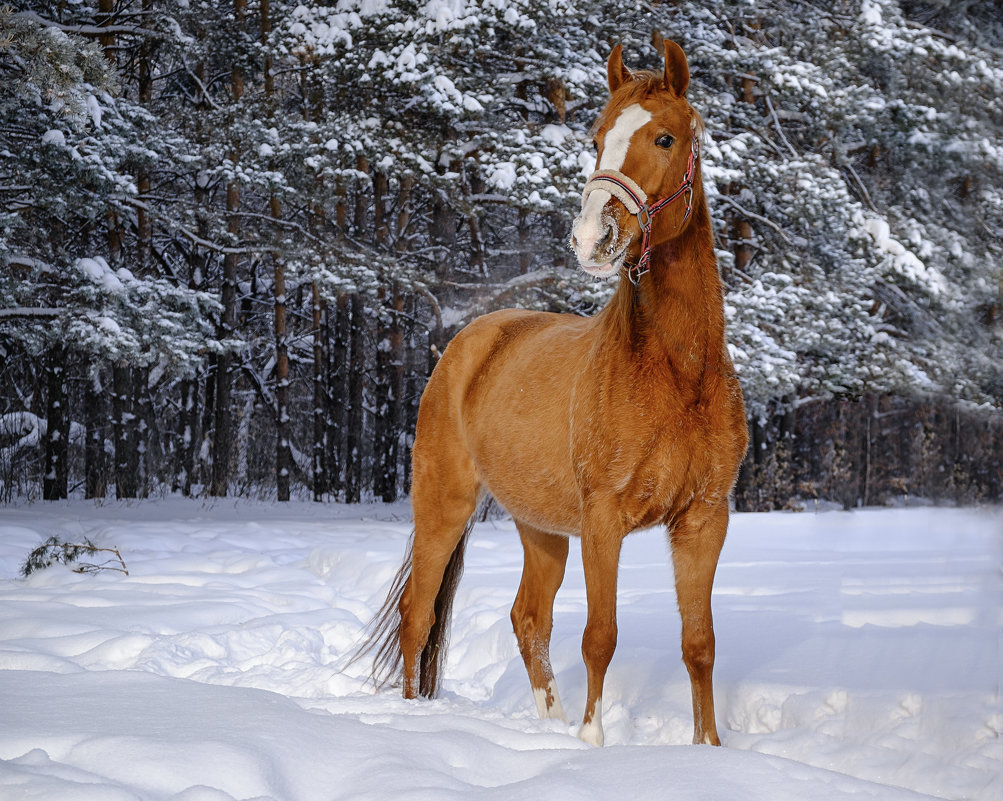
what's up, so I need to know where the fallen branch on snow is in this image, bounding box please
[20,537,129,578]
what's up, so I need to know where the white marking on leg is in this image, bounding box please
[577,697,604,746]
[532,681,568,722]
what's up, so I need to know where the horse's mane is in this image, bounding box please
[598,278,640,346]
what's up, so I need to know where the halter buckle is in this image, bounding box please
[635,205,652,232]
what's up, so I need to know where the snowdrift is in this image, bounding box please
[0,502,998,800]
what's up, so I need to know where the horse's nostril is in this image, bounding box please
[597,226,613,251]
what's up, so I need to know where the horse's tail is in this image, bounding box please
[418,516,473,697]
[357,516,475,698]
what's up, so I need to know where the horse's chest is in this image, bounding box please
[577,401,726,518]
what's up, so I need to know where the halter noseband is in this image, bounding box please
[580,136,700,285]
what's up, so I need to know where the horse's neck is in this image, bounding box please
[605,202,727,394]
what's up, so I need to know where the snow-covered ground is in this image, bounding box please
[0,501,998,800]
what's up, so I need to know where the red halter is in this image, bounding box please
[581,136,700,285]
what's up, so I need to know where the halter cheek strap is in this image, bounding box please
[580,136,700,285]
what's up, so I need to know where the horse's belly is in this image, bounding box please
[466,404,583,535]
[427,306,594,535]
[464,374,583,535]
[479,459,582,536]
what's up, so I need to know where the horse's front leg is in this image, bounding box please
[669,503,728,745]
[578,518,624,746]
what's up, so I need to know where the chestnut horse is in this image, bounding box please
[363,41,748,747]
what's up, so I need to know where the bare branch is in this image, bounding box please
[15,10,159,40]
[764,94,798,159]
[716,196,794,244]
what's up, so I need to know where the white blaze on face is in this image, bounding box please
[598,104,652,171]
[572,104,653,271]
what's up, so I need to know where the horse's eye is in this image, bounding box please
[655,134,674,149]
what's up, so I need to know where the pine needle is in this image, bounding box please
[20,537,129,577]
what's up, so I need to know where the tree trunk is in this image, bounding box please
[211,4,245,497]
[312,283,328,500]
[750,414,766,510]
[113,363,137,499]
[136,0,153,276]
[464,168,487,275]
[97,0,116,58]
[186,70,211,496]
[327,294,350,498]
[430,197,454,283]
[199,354,216,491]
[261,0,274,97]
[131,366,149,498]
[43,349,69,501]
[84,364,107,499]
[402,294,421,494]
[374,284,405,502]
[859,395,876,508]
[396,173,415,253]
[344,293,366,503]
[374,170,389,247]
[336,178,347,232]
[354,156,370,236]
[211,204,238,496]
[272,196,291,502]
[518,208,532,274]
[175,377,199,495]
[733,215,754,273]
[262,2,290,501]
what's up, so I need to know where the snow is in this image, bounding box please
[85,93,103,129]
[540,124,572,146]
[863,218,949,295]
[76,256,124,293]
[0,502,998,801]
[41,129,65,147]
[488,161,517,191]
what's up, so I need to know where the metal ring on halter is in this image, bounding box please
[626,261,648,286]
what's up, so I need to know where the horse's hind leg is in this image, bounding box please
[511,521,569,721]
[399,456,480,699]
[669,504,728,745]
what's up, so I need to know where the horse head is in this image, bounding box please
[571,41,703,283]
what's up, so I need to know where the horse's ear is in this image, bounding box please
[607,44,632,94]
[662,39,690,96]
